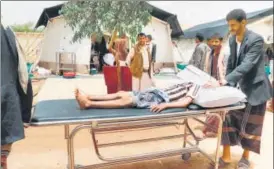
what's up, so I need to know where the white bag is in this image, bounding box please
[193,86,246,108]
[103,53,115,66]
[177,65,218,85]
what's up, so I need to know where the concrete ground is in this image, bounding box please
[8,75,273,169]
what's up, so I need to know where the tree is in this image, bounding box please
[60,1,153,90]
[10,22,44,33]
[60,1,152,44]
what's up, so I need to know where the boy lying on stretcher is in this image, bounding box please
[75,82,206,113]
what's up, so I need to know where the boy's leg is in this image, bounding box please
[76,89,126,101]
[76,90,134,109]
[86,92,125,101]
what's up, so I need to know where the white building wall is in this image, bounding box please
[40,16,174,67]
[143,17,173,63]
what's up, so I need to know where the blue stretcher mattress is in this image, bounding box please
[30,99,244,125]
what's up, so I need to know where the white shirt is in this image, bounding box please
[236,40,242,89]
[236,40,241,58]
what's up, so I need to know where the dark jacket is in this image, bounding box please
[151,43,157,62]
[99,37,109,57]
[1,25,33,145]
[189,42,211,71]
[90,41,100,55]
[226,29,272,106]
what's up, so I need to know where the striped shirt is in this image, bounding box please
[161,82,200,102]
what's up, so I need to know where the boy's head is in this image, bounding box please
[210,33,223,49]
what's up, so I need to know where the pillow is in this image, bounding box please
[177,65,218,85]
[193,86,246,108]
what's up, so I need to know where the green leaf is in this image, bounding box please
[60,1,152,43]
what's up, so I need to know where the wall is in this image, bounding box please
[15,32,44,63]
[143,17,173,63]
[39,16,175,73]
[39,16,91,73]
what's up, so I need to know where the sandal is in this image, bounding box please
[209,158,230,169]
[237,158,250,169]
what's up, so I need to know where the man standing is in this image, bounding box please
[203,33,224,137]
[1,25,33,169]
[207,9,272,169]
[206,33,224,80]
[126,33,155,91]
[189,33,211,71]
[207,38,213,49]
[98,33,111,70]
[146,35,157,73]
[90,34,100,71]
[111,33,129,62]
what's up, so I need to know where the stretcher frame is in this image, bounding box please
[30,103,245,169]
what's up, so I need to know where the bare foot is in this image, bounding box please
[75,88,89,110]
[75,88,80,98]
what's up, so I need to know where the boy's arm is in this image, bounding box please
[151,84,200,113]
[150,97,192,113]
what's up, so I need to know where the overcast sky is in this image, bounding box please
[1,1,273,27]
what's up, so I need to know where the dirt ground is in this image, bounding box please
[8,76,273,169]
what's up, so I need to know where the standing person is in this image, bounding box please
[203,33,224,137]
[98,33,111,71]
[90,34,100,71]
[126,33,155,91]
[265,46,274,112]
[207,33,224,79]
[205,9,272,169]
[146,35,157,73]
[207,38,213,49]
[110,33,129,64]
[189,33,211,71]
[1,25,33,169]
[218,41,231,81]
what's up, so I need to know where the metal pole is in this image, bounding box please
[64,125,74,169]
[213,111,225,169]
[183,119,188,148]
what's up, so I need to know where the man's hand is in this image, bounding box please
[203,79,220,88]
[150,104,167,113]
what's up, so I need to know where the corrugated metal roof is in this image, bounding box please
[183,7,273,39]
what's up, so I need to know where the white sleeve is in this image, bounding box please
[126,48,135,66]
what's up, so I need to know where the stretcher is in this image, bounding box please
[30,99,245,169]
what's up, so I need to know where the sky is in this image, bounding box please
[1,1,273,28]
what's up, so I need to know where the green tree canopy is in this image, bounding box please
[60,1,152,43]
[10,22,44,33]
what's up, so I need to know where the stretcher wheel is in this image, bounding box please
[181,153,191,161]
